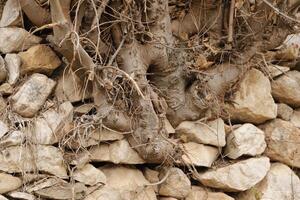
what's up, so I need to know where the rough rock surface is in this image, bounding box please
[181,142,219,167]
[272,71,300,107]
[224,123,266,159]
[198,157,270,192]
[158,167,191,199]
[0,130,24,149]
[19,44,62,75]
[186,186,234,200]
[0,120,8,139]
[0,55,6,83]
[0,0,21,27]
[238,163,300,200]
[0,173,22,194]
[11,73,56,117]
[277,103,293,120]
[260,119,300,168]
[4,53,20,85]
[290,109,300,128]
[176,118,226,147]
[0,83,13,95]
[73,164,106,186]
[226,68,277,124]
[0,27,41,53]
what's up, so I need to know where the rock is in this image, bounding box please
[277,103,293,120]
[176,118,226,147]
[159,198,177,200]
[74,103,95,114]
[0,120,8,139]
[7,192,35,200]
[55,70,92,103]
[0,145,67,178]
[19,44,61,75]
[0,97,6,112]
[144,168,159,193]
[186,186,234,200]
[0,0,21,27]
[0,27,41,53]
[181,142,219,167]
[237,163,300,200]
[0,130,24,148]
[90,139,145,164]
[164,118,175,134]
[0,56,7,83]
[84,186,122,200]
[158,167,191,199]
[73,164,106,186]
[4,54,21,85]
[198,157,270,192]
[290,109,300,128]
[0,173,22,194]
[224,123,266,159]
[267,64,290,78]
[11,73,56,117]
[260,119,300,168]
[98,165,157,200]
[0,83,13,95]
[30,102,73,144]
[272,71,300,107]
[89,127,124,142]
[226,68,277,124]
[0,195,7,200]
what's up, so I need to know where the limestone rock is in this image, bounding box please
[267,64,289,78]
[224,123,266,159]
[0,130,24,148]
[0,195,7,200]
[176,118,226,147]
[19,44,61,75]
[4,54,21,85]
[144,168,159,193]
[7,192,35,200]
[11,73,56,117]
[0,27,41,53]
[181,142,219,167]
[290,109,300,128]
[186,186,234,200]
[0,145,67,178]
[0,173,22,194]
[158,167,191,199]
[260,119,300,168]
[73,164,106,186]
[272,71,300,106]
[90,139,145,164]
[277,103,293,120]
[0,120,8,139]
[198,157,270,192]
[84,186,122,200]
[226,68,277,124]
[0,0,21,27]
[0,83,13,95]
[238,163,300,200]
[0,55,6,83]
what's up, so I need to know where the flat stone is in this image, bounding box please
[7,192,35,200]
[181,142,219,167]
[186,186,234,200]
[176,118,226,147]
[267,64,290,78]
[0,27,41,53]
[224,123,266,159]
[226,68,277,124]
[237,163,300,200]
[0,173,22,194]
[158,167,191,199]
[0,0,21,27]
[272,70,300,107]
[11,73,56,117]
[260,119,300,168]
[0,145,67,178]
[4,54,20,85]
[0,55,7,83]
[73,164,106,186]
[90,139,145,164]
[198,157,270,192]
[19,44,61,76]
[277,103,293,120]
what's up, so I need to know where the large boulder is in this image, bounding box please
[0,173,22,194]
[19,44,61,76]
[272,71,300,107]
[197,157,270,192]
[186,186,234,200]
[0,145,67,178]
[11,73,56,117]
[224,123,266,159]
[4,54,20,85]
[260,119,300,168]
[0,27,41,53]
[226,68,277,124]
[237,163,300,200]
[176,118,226,147]
[158,167,191,199]
[181,142,219,167]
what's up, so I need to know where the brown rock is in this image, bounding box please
[0,83,13,95]
[0,0,21,27]
[0,173,22,194]
[277,103,293,120]
[290,109,300,128]
[19,44,61,75]
[0,55,6,83]
[73,164,106,186]
[186,186,234,200]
